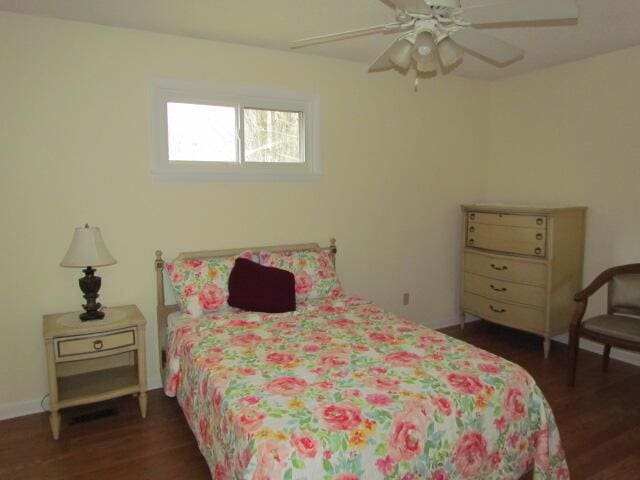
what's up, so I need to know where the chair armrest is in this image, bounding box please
[574,282,604,302]
[574,263,640,302]
[572,271,605,330]
[570,300,588,332]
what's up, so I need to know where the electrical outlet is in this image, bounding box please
[402,293,410,306]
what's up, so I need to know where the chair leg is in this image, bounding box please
[603,344,611,372]
[568,329,580,387]
[543,336,551,359]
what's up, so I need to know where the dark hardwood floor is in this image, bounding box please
[1,320,639,479]
[444,321,640,480]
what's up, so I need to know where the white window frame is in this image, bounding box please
[151,78,321,182]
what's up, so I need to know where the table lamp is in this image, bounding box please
[60,224,117,321]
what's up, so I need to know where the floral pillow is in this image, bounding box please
[165,251,253,316]
[258,249,342,301]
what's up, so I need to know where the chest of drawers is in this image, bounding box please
[460,205,586,358]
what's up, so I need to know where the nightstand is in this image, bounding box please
[42,305,147,439]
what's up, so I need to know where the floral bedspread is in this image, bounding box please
[165,295,569,480]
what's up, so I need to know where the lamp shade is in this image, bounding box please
[60,224,116,268]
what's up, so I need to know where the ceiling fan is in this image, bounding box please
[291,0,579,80]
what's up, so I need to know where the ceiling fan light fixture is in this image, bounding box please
[291,0,579,88]
[388,39,414,69]
[438,37,464,68]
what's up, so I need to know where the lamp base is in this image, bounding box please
[78,267,104,322]
[79,310,105,321]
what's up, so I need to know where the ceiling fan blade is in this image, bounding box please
[291,23,402,49]
[385,0,431,15]
[450,28,524,64]
[368,40,401,72]
[462,0,578,25]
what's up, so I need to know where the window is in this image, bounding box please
[151,79,320,181]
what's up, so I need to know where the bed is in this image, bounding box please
[154,241,569,480]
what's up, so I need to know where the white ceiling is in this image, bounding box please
[2,0,640,80]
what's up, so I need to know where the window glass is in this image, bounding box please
[167,102,236,163]
[244,109,302,163]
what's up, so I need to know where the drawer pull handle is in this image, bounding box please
[468,238,475,245]
[93,340,103,350]
[489,305,506,313]
[536,218,544,225]
[469,213,476,220]
[535,247,543,255]
[490,263,508,271]
[469,226,475,233]
[490,284,507,292]
[536,233,543,240]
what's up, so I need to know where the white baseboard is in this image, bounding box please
[148,375,163,390]
[0,313,475,421]
[4,325,639,420]
[427,314,481,330]
[431,314,640,367]
[0,398,46,422]
[552,333,640,367]
[0,375,163,422]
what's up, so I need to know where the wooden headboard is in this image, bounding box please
[154,239,337,382]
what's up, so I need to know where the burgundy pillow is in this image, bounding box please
[227,258,296,313]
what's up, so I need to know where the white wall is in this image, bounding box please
[4,10,639,420]
[487,45,640,363]
[0,12,490,416]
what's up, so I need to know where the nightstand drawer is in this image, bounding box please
[55,328,136,362]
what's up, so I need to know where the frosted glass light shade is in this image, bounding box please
[412,32,435,59]
[415,54,437,73]
[438,37,464,68]
[389,39,413,69]
[60,225,117,268]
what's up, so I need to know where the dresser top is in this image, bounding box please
[43,304,145,339]
[462,204,587,214]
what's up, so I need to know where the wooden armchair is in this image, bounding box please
[568,264,640,386]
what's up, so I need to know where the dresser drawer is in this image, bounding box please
[463,292,545,334]
[464,272,546,308]
[467,222,546,257]
[467,211,547,229]
[55,328,136,362]
[464,251,547,287]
